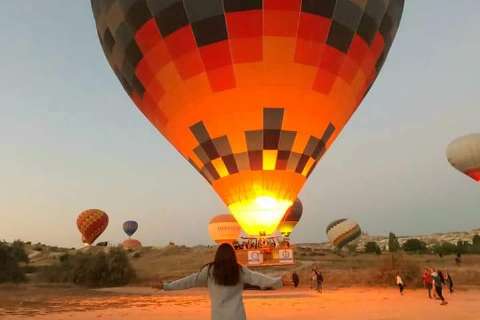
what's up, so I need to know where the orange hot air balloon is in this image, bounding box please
[76,209,109,245]
[208,214,242,244]
[122,238,142,250]
[91,0,404,235]
[278,199,303,237]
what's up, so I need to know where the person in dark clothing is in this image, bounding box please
[445,271,454,293]
[314,269,323,292]
[432,270,448,305]
[292,271,300,288]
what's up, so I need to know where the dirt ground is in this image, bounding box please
[1,286,479,320]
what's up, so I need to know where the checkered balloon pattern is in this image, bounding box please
[91,0,404,234]
[77,209,109,245]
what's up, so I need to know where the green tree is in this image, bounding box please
[0,242,26,283]
[473,235,480,253]
[365,242,382,255]
[402,239,427,253]
[11,240,29,263]
[432,242,457,256]
[388,232,401,252]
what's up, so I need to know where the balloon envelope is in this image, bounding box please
[208,214,241,244]
[122,238,142,250]
[77,209,109,245]
[91,0,404,235]
[326,218,361,250]
[278,199,303,236]
[446,133,480,182]
[123,220,139,237]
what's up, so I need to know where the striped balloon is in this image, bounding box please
[446,133,480,182]
[326,218,361,250]
[76,209,109,245]
[123,220,139,237]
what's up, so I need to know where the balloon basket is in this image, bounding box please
[233,236,295,267]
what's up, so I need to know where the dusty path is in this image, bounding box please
[1,287,479,320]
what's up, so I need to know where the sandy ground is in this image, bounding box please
[1,286,479,320]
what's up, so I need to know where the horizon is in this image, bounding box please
[1,1,479,248]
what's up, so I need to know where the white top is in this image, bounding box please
[396,275,403,285]
[164,265,282,320]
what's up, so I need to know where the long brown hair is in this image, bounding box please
[207,243,241,286]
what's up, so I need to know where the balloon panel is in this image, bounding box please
[92,0,404,235]
[122,238,142,250]
[326,218,361,249]
[208,214,241,243]
[278,198,303,236]
[77,209,109,245]
[123,220,139,237]
[446,134,480,182]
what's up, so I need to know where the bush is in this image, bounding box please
[375,254,422,288]
[432,242,459,256]
[365,242,382,255]
[0,242,27,283]
[40,248,135,287]
[402,239,427,253]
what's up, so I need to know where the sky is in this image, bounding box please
[0,1,479,248]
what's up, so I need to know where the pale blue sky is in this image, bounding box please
[0,1,479,247]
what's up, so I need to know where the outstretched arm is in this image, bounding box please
[163,267,209,291]
[242,267,283,289]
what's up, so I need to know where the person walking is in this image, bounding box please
[310,268,317,290]
[292,271,300,288]
[396,273,405,295]
[161,243,288,320]
[314,269,324,292]
[432,269,448,305]
[445,271,454,294]
[422,268,433,298]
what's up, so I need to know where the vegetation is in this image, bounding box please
[40,248,135,287]
[0,241,28,283]
[388,232,401,252]
[402,239,428,253]
[364,242,382,255]
[376,253,422,287]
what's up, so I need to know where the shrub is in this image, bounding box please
[365,242,382,255]
[432,242,458,256]
[402,239,427,253]
[0,242,26,283]
[375,254,422,288]
[11,240,29,263]
[40,248,135,287]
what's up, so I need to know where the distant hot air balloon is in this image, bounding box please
[446,134,480,182]
[122,238,142,250]
[278,199,303,237]
[326,218,361,250]
[91,0,404,236]
[123,220,139,238]
[76,209,109,245]
[208,214,241,244]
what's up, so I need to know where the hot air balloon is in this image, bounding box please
[278,199,303,237]
[76,209,109,245]
[446,134,480,182]
[326,218,361,250]
[122,238,142,250]
[208,214,242,244]
[91,0,404,236]
[123,220,139,238]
